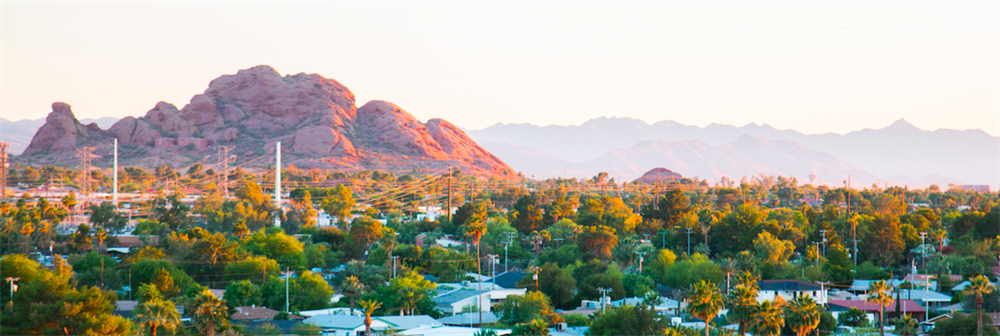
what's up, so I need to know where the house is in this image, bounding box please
[952,280,995,292]
[400,325,512,336]
[609,296,683,315]
[231,305,303,322]
[303,315,441,336]
[437,312,500,326]
[901,274,963,290]
[492,271,527,289]
[299,307,364,317]
[826,299,926,321]
[897,289,952,309]
[848,279,905,294]
[918,313,953,334]
[434,287,527,315]
[918,312,1000,333]
[758,279,827,304]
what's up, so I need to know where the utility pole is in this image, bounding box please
[447,164,452,222]
[76,147,97,195]
[816,281,830,304]
[218,146,235,198]
[852,215,858,267]
[100,258,105,289]
[686,227,693,256]
[659,230,668,249]
[532,266,541,292]
[0,142,7,198]
[919,231,927,272]
[282,267,292,313]
[636,251,646,273]
[392,256,399,279]
[503,232,515,273]
[812,242,821,268]
[274,142,282,228]
[597,287,612,312]
[820,229,828,258]
[113,138,118,208]
[6,277,19,304]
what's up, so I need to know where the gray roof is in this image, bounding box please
[302,315,369,329]
[434,289,480,305]
[898,289,953,302]
[951,280,995,292]
[759,279,822,292]
[849,279,905,291]
[437,312,500,325]
[379,315,442,330]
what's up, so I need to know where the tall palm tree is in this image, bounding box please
[719,258,738,294]
[867,280,894,336]
[685,280,724,336]
[785,296,821,336]
[193,289,229,336]
[464,218,488,326]
[967,275,996,336]
[342,275,366,316]
[359,299,382,336]
[750,299,785,336]
[726,285,758,336]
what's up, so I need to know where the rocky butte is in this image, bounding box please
[19,65,515,177]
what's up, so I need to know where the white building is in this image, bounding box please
[758,280,827,304]
[433,287,527,315]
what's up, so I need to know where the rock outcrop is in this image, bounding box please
[634,167,683,184]
[18,65,515,178]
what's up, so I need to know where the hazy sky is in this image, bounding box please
[2,1,997,136]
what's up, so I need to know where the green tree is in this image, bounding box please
[380,271,438,316]
[349,216,385,255]
[928,312,999,336]
[753,231,794,266]
[511,195,544,235]
[322,185,355,227]
[577,225,618,261]
[193,289,229,336]
[867,280,893,336]
[512,318,551,336]
[589,303,667,336]
[498,291,562,326]
[134,284,181,336]
[243,228,306,267]
[838,307,869,327]
[224,280,262,307]
[892,314,918,336]
[685,280,724,336]
[785,296,821,336]
[342,275,366,315]
[726,272,760,336]
[967,275,997,336]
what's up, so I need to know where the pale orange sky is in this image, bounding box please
[2,1,997,136]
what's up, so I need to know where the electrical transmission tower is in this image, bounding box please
[76,147,97,195]
[217,146,236,198]
[0,142,8,198]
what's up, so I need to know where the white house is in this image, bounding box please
[758,279,827,304]
[434,288,527,315]
[401,325,512,336]
[303,315,441,336]
[609,296,683,315]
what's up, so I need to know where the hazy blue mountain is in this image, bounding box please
[0,118,47,155]
[79,117,121,129]
[468,118,998,186]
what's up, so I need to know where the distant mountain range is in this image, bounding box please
[469,117,997,188]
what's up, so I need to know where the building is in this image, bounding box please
[303,315,442,336]
[897,289,952,309]
[609,296,683,315]
[958,185,990,193]
[826,299,926,321]
[231,305,303,322]
[758,279,827,304]
[400,325,512,336]
[848,279,906,294]
[433,287,527,315]
[437,312,500,327]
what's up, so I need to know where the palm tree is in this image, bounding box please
[359,299,382,336]
[726,284,759,336]
[867,280,894,336]
[785,296,821,336]
[966,275,996,336]
[719,258,738,294]
[892,314,918,336]
[193,289,229,336]
[463,218,488,326]
[134,284,181,336]
[685,280,724,336]
[750,299,785,336]
[342,275,366,316]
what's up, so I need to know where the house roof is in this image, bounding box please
[849,279,906,291]
[379,315,442,330]
[902,274,963,283]
[434,289,480,305]
[299,307,363,317]
[951,280,995,292]
[231,306,303,321]
[897,289,952,302]
[827,300,926,313]
[609,296,681,309]
[437,312,499,325]
[492,271,526,289]
[400,325,512,336]
[933,303,968,313]
[303,315,388,330]
[759,279,822,292]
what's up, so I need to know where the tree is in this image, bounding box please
[838,307,869,327]
[588,304,665,336]
[225,280,262,307]
[929,312,999,336]
[867,280,893,336]
[134,284,182,336]
[726,272,760,336]
[359,299,382,336]
[892,314,918,336]
[460,207,488,323]
[511,195,544,235]
[750,299,785,336]
[967,275,997,336]
[641,189,692,229]
[577,225,618,261]
[151,267,178,297]
[785,296,821,336]
[243,228,306,267]
[193,289,229,336]
[753,231,794,266]
[350,216,384,255]
[719,258,738,294]
[381,271,438,316]
[321,185,355,228]
[685,280,723,336]
[342,275,366,315]
[498,290,562,327]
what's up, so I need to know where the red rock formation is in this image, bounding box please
[19,66,515,178]
[634,167,683,184]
